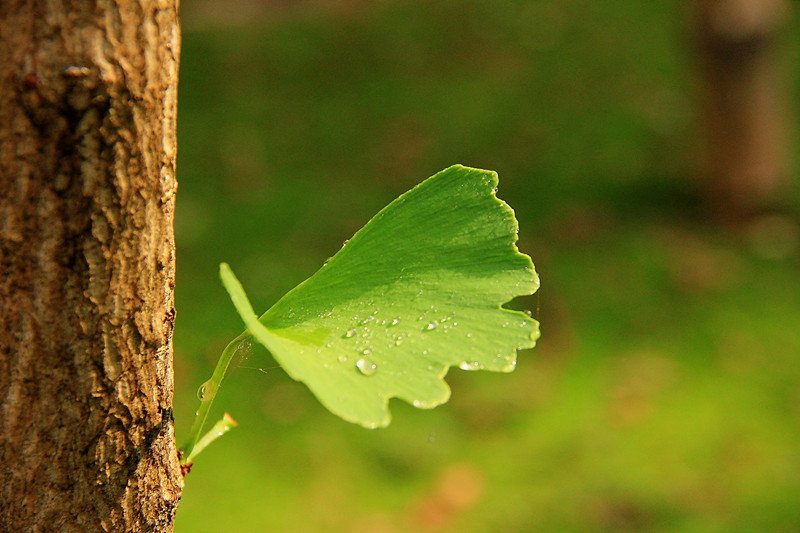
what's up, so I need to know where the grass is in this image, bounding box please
[173,2,800,531]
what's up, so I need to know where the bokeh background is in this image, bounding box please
[172,1,800,531]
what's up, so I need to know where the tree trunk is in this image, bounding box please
[693,0,793,219]
[0,1,183,531]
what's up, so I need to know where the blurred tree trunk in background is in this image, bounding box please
[0,1,183,531]
[694,0,794,219]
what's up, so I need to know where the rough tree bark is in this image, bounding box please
[693,0,793,219]
[0,1,183,531]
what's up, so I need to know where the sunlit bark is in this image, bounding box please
[0,1,183,530]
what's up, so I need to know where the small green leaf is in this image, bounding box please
[185,413,238,464]
[222,165,539,428]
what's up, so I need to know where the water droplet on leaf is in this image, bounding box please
[355,358,377,376]
[502,360,517,371]
[197,380,213,401]
[344,329,357,338]
[424,321,438,331]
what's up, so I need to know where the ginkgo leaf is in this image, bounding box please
[221,165,539,428]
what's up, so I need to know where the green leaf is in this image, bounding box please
[185,412,238,464]
[222,165,539,428]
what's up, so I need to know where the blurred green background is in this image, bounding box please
[172,1,800,531]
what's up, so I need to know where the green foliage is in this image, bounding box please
[183,413,237,464]
[182,165,538,461]
[221,165,539,428]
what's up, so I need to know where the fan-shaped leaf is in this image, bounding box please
[222,165,539,428]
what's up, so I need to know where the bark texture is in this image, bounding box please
[694,0,793,218]
[0,1,183,531]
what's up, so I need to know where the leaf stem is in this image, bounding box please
[181,330,249,464]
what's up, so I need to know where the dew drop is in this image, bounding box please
[390,317,401,326]
[424,321,438,331]
[338,355,348,363]
[344,329,357,338]
[355,358,377,376]
[394,336,404,346]
[459,361,482,371]
[360,347,373,356]
[197,380,213,401]
[361,315,375,325]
